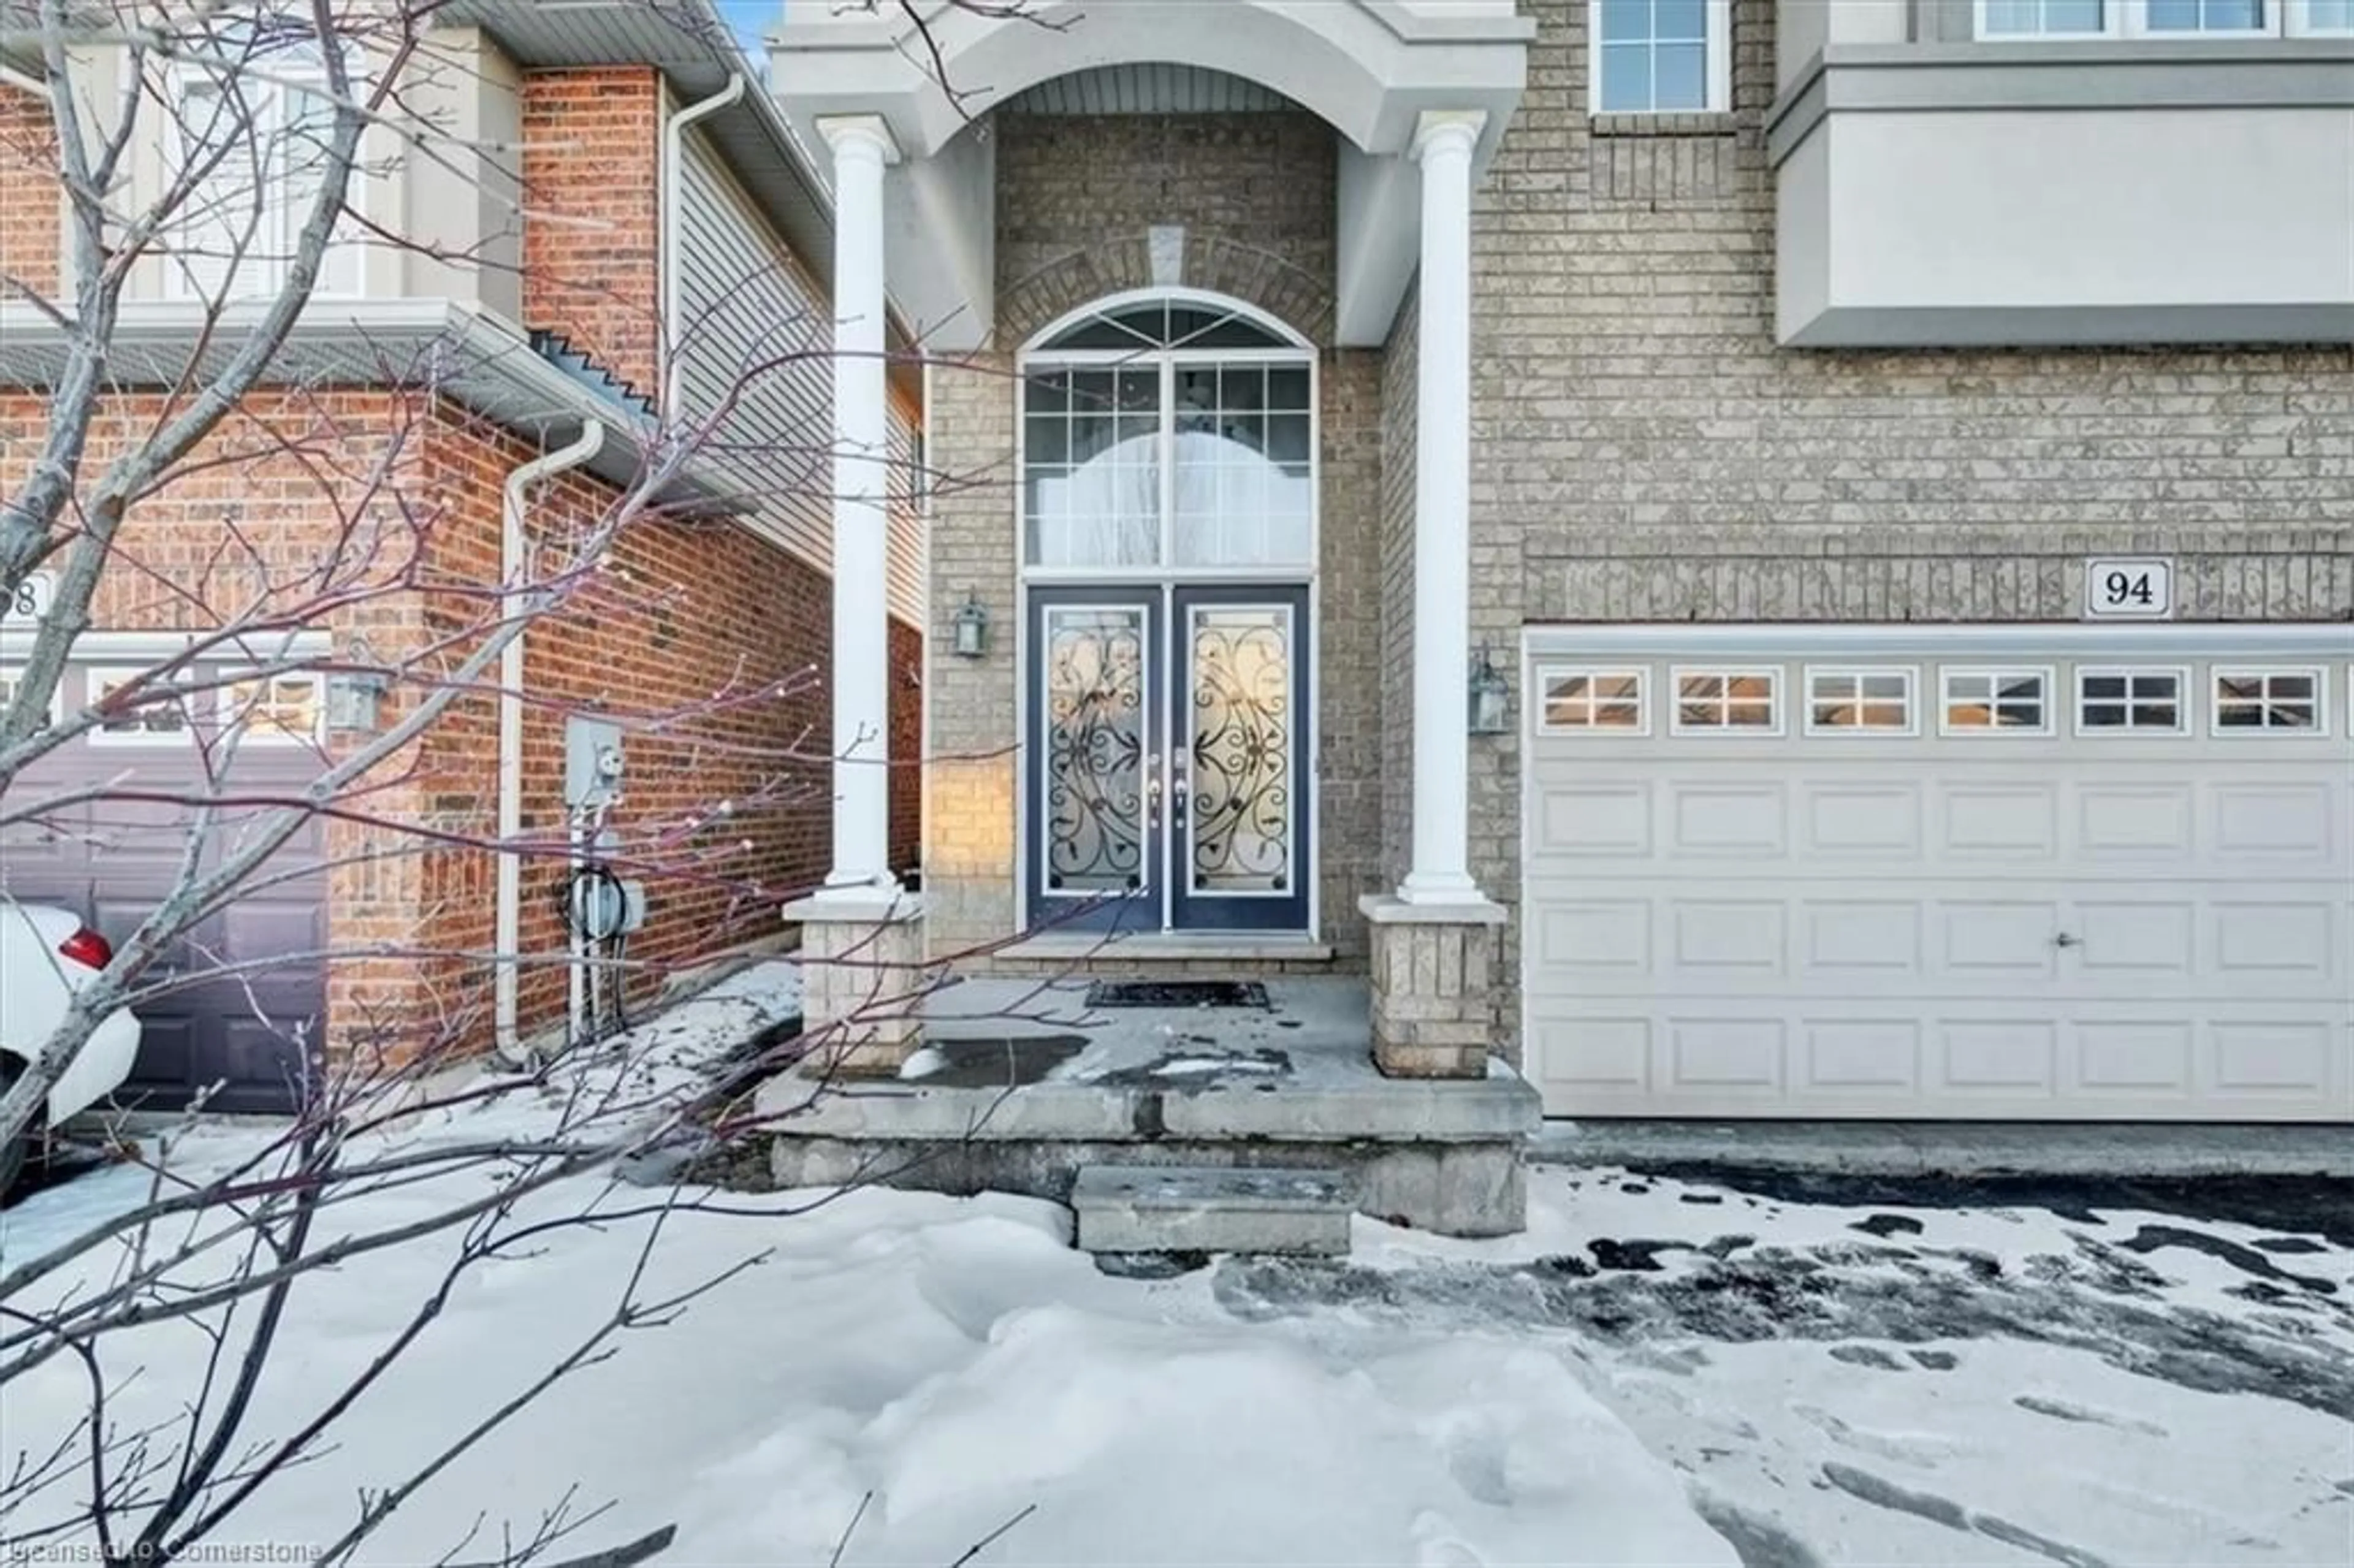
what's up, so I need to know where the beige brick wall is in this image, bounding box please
[1467,0,2354,1054]
[923,108,1387,965]
[1377,295,1419,891]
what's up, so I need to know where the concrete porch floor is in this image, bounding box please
[754,976,1541,1236]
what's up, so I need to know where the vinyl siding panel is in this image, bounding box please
[676,132,924,626]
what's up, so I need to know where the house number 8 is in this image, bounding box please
[2082,557,2173,622]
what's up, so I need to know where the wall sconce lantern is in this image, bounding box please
[1468,646,1510,736]
[951,592,991,659]
[327,637,391,737]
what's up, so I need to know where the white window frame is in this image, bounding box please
[164,50,367,304]
[1586,0,1734,116]
[2288,0,2354,31]
[1534,665,1650,736]
[2209,666,2329,737]
[218,669,326,746]
[1803,665,1920,737]
[1669,666,1783,736]
[1938,666,2057,737]
[1016,289,1319,581]
[2073,665,2190,736]
[1973,0,2120,38]
[1976,0,2296,35]
[0,664,64,731]
[87,666,203,747]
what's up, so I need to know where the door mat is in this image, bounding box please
[1084,980,1272,1010]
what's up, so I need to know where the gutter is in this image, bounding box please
[494,421,608,1064]
[661,70,746,416]
[0,297,743,509]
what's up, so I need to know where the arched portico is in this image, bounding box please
[771,0,1530,351]
[775,12,1524,1054]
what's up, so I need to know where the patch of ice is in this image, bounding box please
[1154,1056,1282,1076]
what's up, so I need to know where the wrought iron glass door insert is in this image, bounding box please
[1027,585,1311,934]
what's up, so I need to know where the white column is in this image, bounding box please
[1398,110,1486,906]
[817,114,901,896]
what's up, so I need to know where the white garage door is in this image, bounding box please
[1521,628,2353,1122]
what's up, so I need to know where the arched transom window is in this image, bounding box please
[1021,293,1316,571]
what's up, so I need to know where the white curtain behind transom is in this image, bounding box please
[1030,430,1312,568]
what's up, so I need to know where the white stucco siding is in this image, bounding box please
[1824,107,2354,312]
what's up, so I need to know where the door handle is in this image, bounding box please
[1171,757,1190,826]
[2053,932,2080,949]
[1145,753,1162,829]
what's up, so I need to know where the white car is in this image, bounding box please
[0,902,143,1193]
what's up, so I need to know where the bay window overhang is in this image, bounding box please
[1767,36,2354,347]
[768,0,1534,349]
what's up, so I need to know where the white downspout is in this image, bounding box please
[661,72,745,416]
[495,421,607,1063]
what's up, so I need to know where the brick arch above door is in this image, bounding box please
[996,232,1336,352]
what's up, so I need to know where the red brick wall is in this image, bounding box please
[520,67,663,401]
[0,387,921,1066]
[0,388,446,1064]
[1,83,61,300]
[413,408,843,1043]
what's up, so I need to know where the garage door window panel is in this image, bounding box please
[1806,667,1918,736]
[89,668,204,746]
[2075,668,2188,734]
[1941,668,2054,735]
[2211,668,2326,734]
[221,671,326,746]
[0,664,63,728]
[1538,666,1648,735]
[1671,669,1781,735]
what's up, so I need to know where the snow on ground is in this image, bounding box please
[3,970,2348,1566]
[0,967,1723,1567]
[1259,1168,2354,1568]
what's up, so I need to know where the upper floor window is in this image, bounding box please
[1979,0,2343,32]
[1021,294,1315,572]
[1590,0,1732,114]
[166,41,365,302]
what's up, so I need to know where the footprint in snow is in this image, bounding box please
[1690,1488,1829,1568]
[1792,1404,1971,1467]
[1849,1213,1926,1239]
[1827,1344,1908,1371]
[1821,1462,2116,1568]
[2011,1394,2169,1439]
[2252,1236,2328,1255]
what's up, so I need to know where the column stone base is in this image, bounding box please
[1360,893,1508,1079]
[782,891,928,1078]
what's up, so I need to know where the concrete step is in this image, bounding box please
[1071,1163,1354,1256]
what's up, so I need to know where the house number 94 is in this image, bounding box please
[2082,557,2174,621]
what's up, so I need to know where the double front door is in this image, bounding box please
[1027,585,1311,934]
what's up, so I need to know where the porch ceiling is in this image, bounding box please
[766,1,1533,350]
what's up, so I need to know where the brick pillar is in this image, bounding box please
[782,893,928,1076]
[1360,894,1506,1078]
